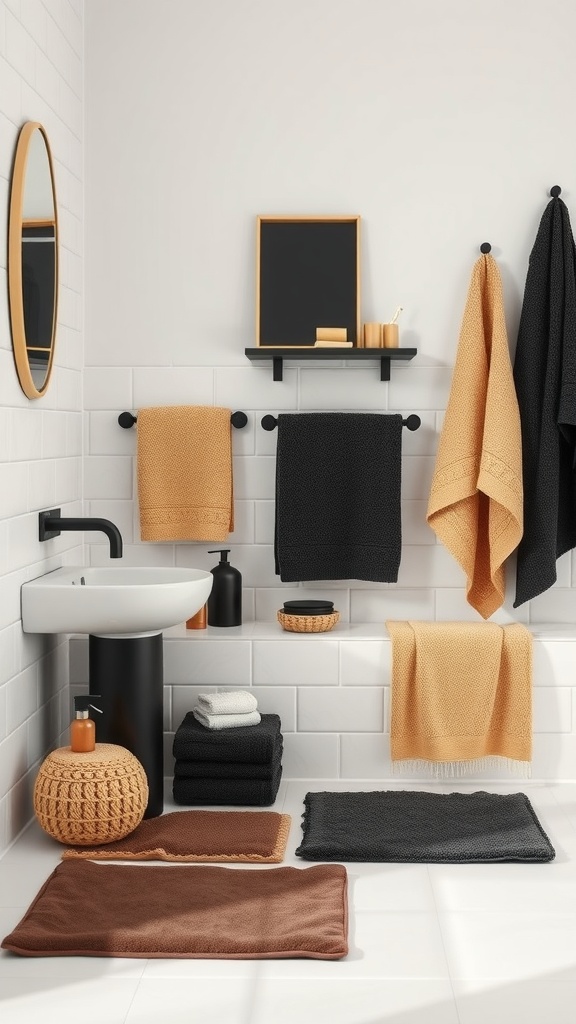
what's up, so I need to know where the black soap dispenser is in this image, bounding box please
[207,549,242,627]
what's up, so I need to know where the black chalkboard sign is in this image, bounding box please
[256,216,360,347]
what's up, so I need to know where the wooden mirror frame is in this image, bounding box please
[8,122,59,399]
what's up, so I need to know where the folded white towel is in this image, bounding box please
[193,708,262,731]
[197,690,258,716]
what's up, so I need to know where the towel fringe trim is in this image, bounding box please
[391,756,531,779]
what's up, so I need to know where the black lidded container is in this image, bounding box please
[207,549,242,626]
[282,600,334,616]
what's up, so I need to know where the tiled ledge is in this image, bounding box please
[68,623,576,779]
[163,622,390,640]
[163,621,576,641]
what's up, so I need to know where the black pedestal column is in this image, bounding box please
[89,632,164,818]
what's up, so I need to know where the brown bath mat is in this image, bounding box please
[61,810,291,863]
[1,860,348,960]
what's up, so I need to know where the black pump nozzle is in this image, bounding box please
[74,695,103,716]
[208,550,230,562]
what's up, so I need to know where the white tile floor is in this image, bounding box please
[1,780,576,1023]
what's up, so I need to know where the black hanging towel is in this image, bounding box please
[513,192,576,606]
[274,412,403,583]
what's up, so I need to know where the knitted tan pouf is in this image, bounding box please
[33,743,149,846]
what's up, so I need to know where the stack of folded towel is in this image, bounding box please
[172,708,283,806]
[191,690,261,731]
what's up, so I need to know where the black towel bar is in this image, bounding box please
[261,413,421,431]
[118,411,248,429]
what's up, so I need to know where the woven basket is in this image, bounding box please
[33,743,149,846]
[277,610,340,633]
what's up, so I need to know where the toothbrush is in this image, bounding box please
[389,306,403,325]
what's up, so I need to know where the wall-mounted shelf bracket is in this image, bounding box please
[245,347,417,382]
[380,357,390,382]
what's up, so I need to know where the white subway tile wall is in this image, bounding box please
[81,346,576,782]
[69,633,576,782]
[0,0,83,855]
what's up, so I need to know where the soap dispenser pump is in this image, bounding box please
[70,696,103,753]
[207,549,242,627]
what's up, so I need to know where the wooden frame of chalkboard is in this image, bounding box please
[256,215,361,347]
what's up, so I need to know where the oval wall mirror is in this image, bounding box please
[8,122,59,399]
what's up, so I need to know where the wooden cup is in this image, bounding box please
[382,323,399,348]
[363,322,382,348]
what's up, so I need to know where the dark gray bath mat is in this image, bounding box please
[295,790,555,863]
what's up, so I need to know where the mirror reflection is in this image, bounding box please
[8,122,59,399]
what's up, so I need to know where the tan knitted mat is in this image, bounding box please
[62,810,291,862]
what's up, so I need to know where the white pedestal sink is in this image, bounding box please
[21,565,213,637]
[22,566,213,818]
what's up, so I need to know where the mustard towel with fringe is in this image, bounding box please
[386,620,532,776]
[137,406,234,541]
[427,255,523,619]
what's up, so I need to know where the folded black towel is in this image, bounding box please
[173,712,282,764]
[173,765,283,807]
[175,745,283,780]
[274,412,403,583]
[513,194,576,606]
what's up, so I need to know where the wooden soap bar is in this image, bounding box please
[315,327,348,342]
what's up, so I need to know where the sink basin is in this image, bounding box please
[21,566,213,636]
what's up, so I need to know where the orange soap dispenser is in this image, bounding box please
[70,696,103,753]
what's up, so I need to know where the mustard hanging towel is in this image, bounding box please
[427,254,523,618]
[137,406,234,542]
[386,620,532,778]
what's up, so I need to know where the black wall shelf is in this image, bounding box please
[244,347,417,382]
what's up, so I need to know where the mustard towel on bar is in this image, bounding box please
[386,620,532,777]
[427,255,523,618]
[137,406,234,541]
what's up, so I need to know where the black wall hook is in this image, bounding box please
[480,242,491,254]
[550,185,562,198]
[118,411,248,429]
[261,413,421,431]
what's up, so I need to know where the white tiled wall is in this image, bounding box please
[68,628,576,782]
[77,365,532,625]
[81,0,576,784]
[82,0,576,628]
[0,0,84,856]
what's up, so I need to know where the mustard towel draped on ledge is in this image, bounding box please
[386,620,532,777]
[137,406,234,542]
[427,254,523,619]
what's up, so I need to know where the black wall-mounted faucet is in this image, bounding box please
[38,508,123,558]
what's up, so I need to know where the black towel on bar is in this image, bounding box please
[174,745,283,780]
[173,765,283,807]
[173,712,282,764]
[513,196,576,606]
[274,412,403,583]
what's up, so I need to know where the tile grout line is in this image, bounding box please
[120,976,145,1024]
[425,863,464,1023]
